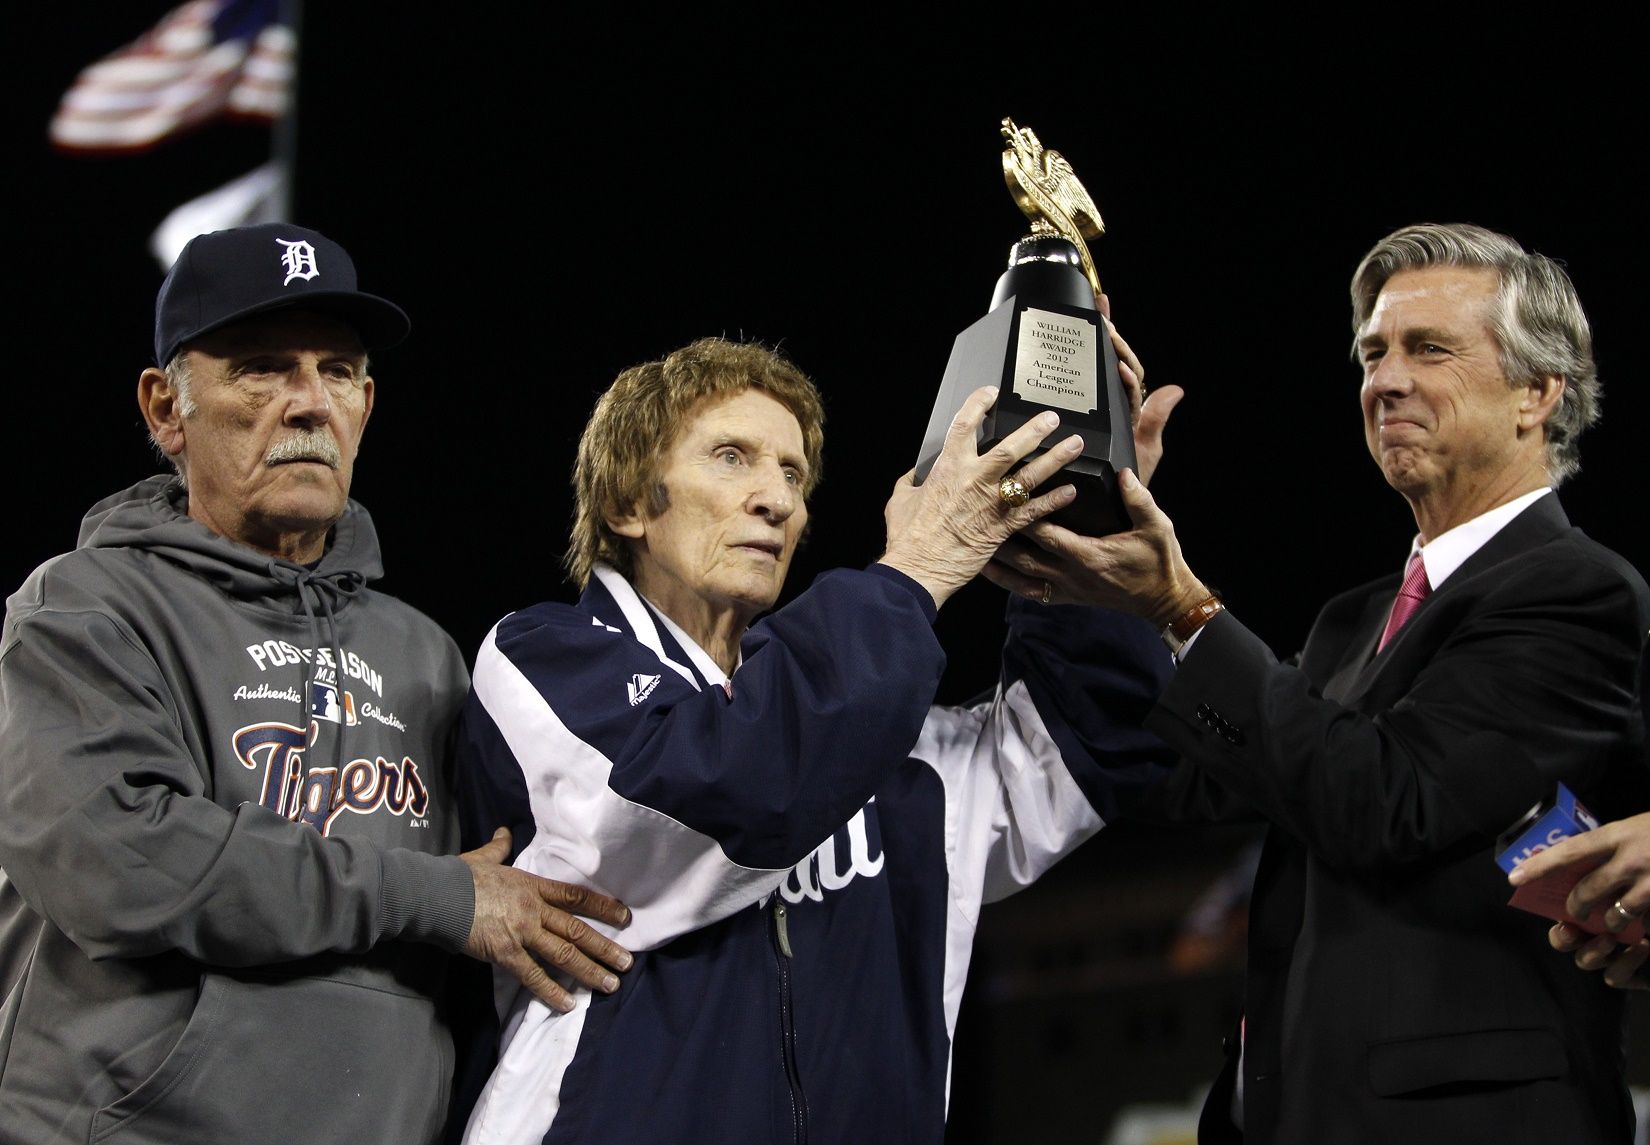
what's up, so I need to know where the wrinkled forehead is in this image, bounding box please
[1364,265,1501,335]
[183,309,367,362]
[677,386,806,448]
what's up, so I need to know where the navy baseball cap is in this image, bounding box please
[154,222,410,365]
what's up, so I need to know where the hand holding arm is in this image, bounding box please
[461,826,634,1012]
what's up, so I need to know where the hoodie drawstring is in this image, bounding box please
[274,563,366,774]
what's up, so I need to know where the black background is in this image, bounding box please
[12,8,1649,1138]
[13,12,1647,674]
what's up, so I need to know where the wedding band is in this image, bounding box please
[1040,581,1052,605]
[1610,901,1637,926]
[997,475,1030,508]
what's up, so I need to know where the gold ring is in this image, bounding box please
[1040,581,1052,605]
[997,475,1030,508]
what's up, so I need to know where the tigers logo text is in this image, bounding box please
[236,720,429,835]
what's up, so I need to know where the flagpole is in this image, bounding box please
[56,0,304,267]
[275,0,303,220]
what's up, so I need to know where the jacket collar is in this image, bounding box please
[584,564,713,692]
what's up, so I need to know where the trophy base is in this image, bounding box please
[1016,448,1129,536]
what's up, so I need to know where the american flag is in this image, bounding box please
[49,0,294,153]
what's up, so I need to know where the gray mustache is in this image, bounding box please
[265,431,341,468]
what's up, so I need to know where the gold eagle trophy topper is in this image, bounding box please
[915,118,1137,536]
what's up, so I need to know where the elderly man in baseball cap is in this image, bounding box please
[0,224,632,1145]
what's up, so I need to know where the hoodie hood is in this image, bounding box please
[72,477,393,777]
[77,475,384,610]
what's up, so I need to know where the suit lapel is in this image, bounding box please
[1334,494,1572,706]
[1322,591,1392,703]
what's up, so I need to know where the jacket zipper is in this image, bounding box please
[771,899,807,1143]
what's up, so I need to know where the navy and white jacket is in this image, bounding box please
[455,563,1171,1144]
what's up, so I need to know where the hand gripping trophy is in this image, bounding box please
[916,118,1137,535]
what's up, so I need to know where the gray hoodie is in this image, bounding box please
[0,476,473,1145]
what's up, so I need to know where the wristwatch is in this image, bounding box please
[1162,594,1225,657]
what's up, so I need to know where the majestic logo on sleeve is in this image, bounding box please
[235,720,429,835]
[627,673,662,706]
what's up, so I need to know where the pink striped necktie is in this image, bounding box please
[1378,551,1430,651]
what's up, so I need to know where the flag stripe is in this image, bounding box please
[49,0,293,153]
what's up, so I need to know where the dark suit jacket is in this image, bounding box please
[1146,495,1650,1145]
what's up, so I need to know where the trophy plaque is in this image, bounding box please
[915,118,1137,536]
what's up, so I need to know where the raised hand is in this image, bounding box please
[1098,291,1182,486]
[881,385,1082,609]
[983,467,1211,621]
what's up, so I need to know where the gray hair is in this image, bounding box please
[1349,223,1599,485]
[167,355,198,417]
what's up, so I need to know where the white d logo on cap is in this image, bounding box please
[278,238,319,285]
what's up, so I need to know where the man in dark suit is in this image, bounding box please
[987,223,1650,1143]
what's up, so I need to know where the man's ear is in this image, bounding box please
[138,367,186,458]
[1519,374,1565,433]
[357,375,375,442]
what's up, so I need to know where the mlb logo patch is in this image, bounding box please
[310,681,358,725]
